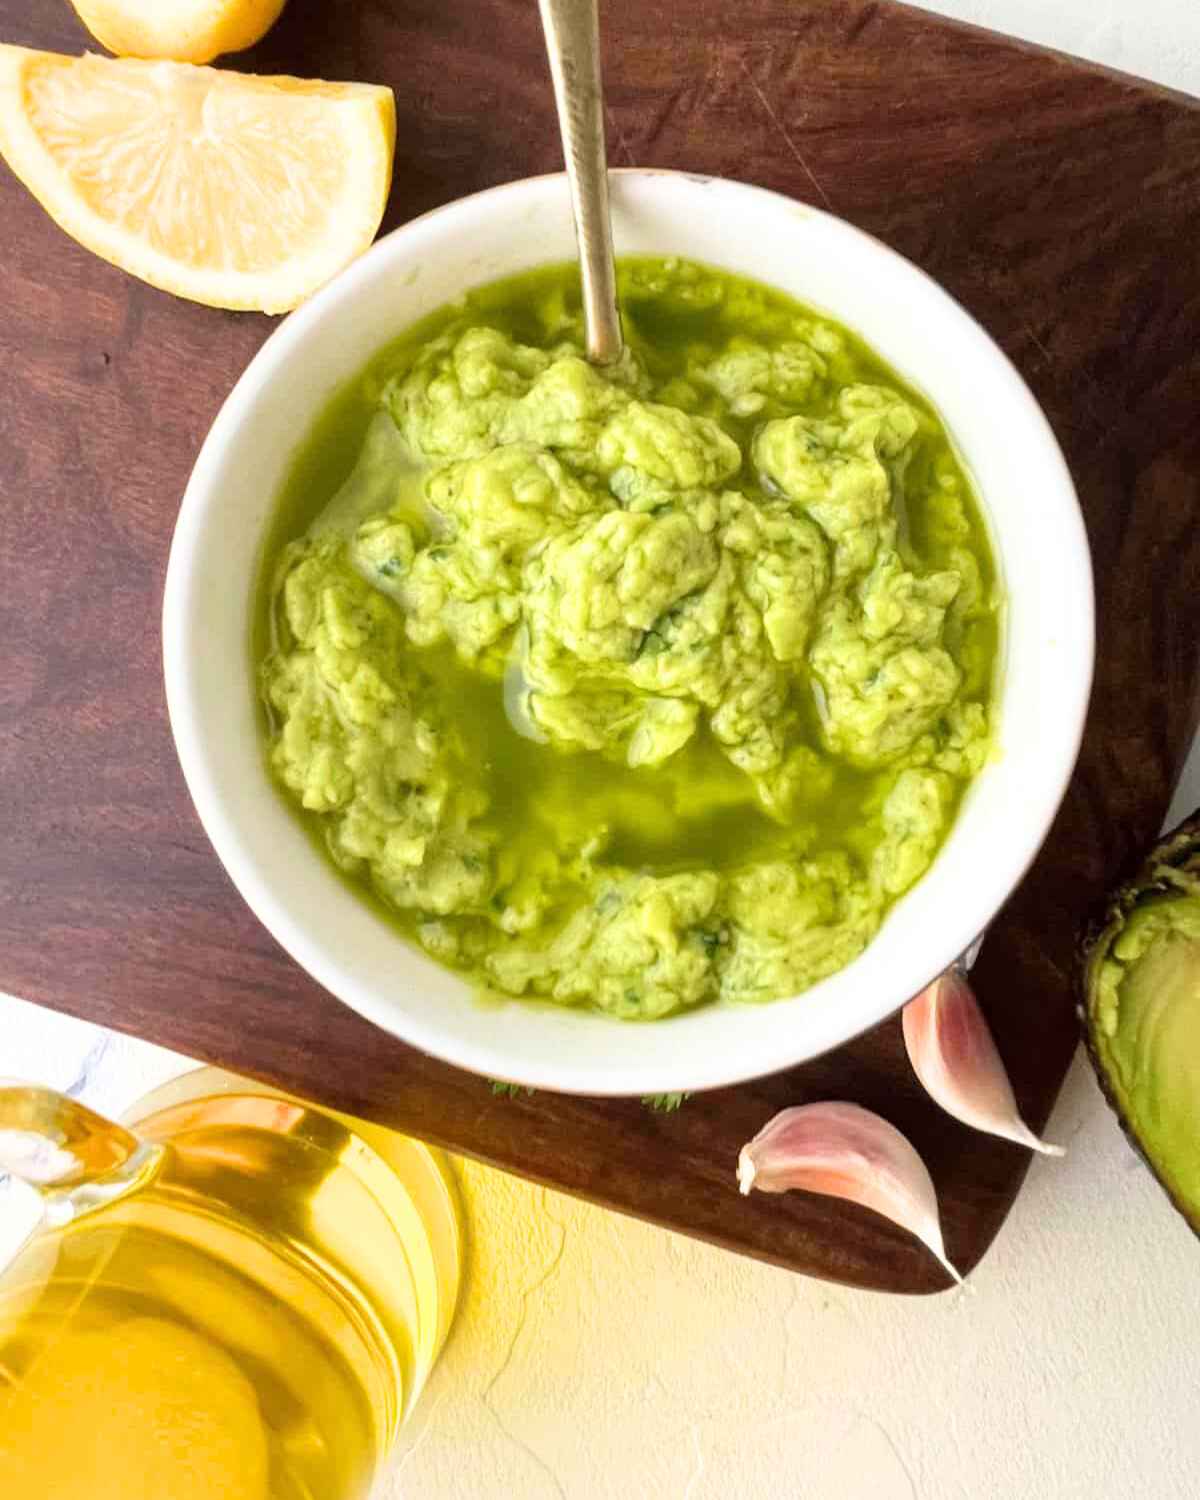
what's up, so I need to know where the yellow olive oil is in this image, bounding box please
[0,1073,461,1500]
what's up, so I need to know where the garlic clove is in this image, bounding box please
[903,968,1065,1156]
[738,1101,961,1283]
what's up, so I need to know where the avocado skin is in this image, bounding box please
[1078,808,1200,1236]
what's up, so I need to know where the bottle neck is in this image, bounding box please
[0,1083,163,1223]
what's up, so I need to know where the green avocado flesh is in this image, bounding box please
[256,257,1000,1019]
[1086,817,1200,1228]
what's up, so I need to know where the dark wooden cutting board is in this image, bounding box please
[2,0,1198,1292]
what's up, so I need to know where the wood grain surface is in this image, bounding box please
[1,0,1198,1292]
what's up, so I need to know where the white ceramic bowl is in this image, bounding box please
[163,170,1093,1096]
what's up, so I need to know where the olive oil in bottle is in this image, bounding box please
[0,1071,461,1500]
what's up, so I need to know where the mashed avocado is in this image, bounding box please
[258,259,999,1019]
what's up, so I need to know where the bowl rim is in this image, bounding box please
[163,167,1095,1095]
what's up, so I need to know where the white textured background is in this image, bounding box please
[3,3,1200,1496]
[912,0,1200,97]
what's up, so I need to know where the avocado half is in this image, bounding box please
[1080,809,1200,1233]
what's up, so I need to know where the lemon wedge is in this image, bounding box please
[70,0,288,64]
[0,46,395,313]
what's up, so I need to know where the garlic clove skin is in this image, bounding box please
[903,968,1065,1156]
[738,1101,962,1283]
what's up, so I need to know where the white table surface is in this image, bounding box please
[3,5,1199,1496]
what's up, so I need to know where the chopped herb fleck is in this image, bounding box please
[490,1080,535,1098]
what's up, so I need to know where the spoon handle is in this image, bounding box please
[538,0,624,365]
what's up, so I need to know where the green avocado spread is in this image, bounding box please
[257,258,1000,1019]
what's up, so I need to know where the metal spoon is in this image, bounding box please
[537,0,624,365]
